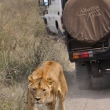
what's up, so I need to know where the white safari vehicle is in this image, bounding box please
[39,0,66,35]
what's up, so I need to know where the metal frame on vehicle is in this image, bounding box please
[66,31,110,62]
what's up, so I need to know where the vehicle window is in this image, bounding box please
[44,0,48,6]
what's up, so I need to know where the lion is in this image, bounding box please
[27,61,68,110]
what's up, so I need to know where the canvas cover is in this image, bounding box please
[62,0,110,44]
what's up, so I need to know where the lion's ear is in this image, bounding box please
[28,75,33,83]
[28,75,33,88]
[47,78,53,85]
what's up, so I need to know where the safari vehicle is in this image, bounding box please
[39,0,110,89]
[38,0,65,35]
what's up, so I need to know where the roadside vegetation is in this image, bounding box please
[0,0,73,109]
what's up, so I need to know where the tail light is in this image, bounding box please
[73,51,93,59]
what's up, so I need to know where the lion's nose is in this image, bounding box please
[35,98,41,101]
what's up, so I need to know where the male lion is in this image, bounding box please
[27,61,68,110]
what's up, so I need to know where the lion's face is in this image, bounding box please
[28,76,53,104]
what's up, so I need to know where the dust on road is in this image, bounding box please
[37,66,110,110]
[65,69,110,110]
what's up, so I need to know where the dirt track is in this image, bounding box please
[65,69,110,110]
[37,67,110,110]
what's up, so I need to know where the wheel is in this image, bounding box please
[46,26,50,33]
[90,62,100,77]
[58,28,62,37]
[90,61,109,89]
[75,62,92,89]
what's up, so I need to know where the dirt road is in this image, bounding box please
[65,69,110,110]
[38,66,110,110]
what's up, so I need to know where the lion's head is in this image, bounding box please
[28,69,54,104]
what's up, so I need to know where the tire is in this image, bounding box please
[58,28,62,37]
[75,62,92,90]
[46,26,52,35]
[90,62,100,77]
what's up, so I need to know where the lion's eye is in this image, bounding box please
[42,89,46,92]
[33,88,36,91]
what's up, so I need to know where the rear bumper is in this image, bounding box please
[66,32,110,62]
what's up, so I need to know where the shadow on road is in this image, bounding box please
[64,70,110,99]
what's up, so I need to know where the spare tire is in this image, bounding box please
[62,0,110,44]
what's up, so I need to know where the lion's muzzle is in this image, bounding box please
[35,97,41,104]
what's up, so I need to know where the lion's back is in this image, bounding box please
[42,61,68,98]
